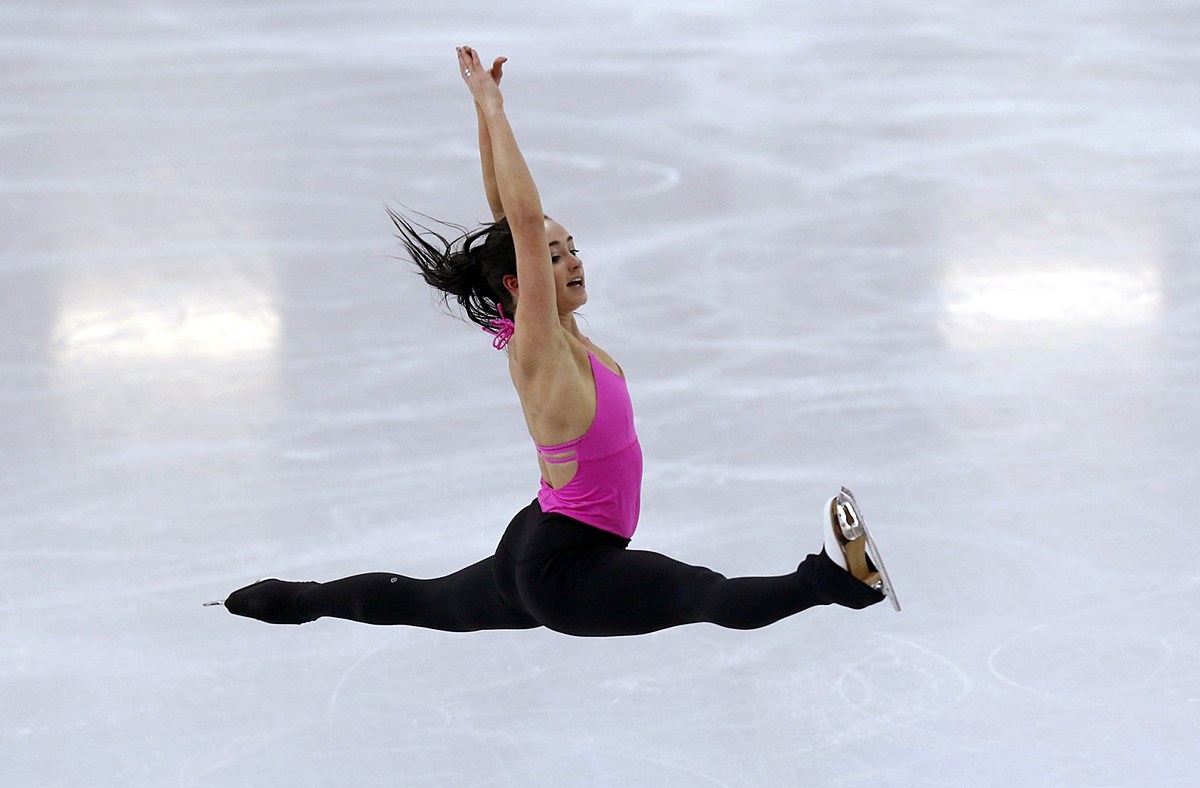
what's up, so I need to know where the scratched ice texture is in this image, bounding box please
[2,1,1198,786]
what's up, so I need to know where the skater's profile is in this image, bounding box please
[211,46,899,634]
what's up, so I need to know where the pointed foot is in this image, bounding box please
[224,578,319,625]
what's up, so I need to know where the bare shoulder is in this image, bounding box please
[581,337,624,378]
[507,331,596,442]
[507,327,572,378]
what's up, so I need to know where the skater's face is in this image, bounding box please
[546,219,587,312]
[503,218,587,314]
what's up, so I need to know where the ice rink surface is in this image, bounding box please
[3,1,1199,785]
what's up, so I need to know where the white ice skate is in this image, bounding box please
[824,487,901,612]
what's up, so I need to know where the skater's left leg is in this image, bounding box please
[225,558,541,631]
[304,559,541,631]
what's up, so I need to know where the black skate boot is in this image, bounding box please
[219,578,319,624]
[807,549,887,609]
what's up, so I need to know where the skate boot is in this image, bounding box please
[206,578,319,624]
[824,487,901,611]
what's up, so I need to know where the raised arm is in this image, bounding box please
[475,56,507,222]
[458,47,559,354]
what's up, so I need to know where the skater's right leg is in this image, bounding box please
[516,540,883,637]
[224,558,541,631]
[499,505,885,638]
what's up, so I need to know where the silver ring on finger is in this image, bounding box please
[464,70,471,76]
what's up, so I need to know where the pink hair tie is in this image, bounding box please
[483,303,515,350]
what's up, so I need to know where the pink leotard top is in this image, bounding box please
[535,352,643,539]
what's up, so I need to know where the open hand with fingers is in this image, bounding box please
[457,46,507,109]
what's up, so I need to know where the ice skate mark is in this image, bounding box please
[475,734,521,787]
[1045,663,1164,787]
[986,591,1179,700]
[430,142,683,198]
[525,151,682,199]
[182,722,302,785]
[326,636,452,724]
[595,746,736,787]
[327,639,390,717]
[836,634,972,721]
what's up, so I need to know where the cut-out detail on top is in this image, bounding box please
[538,446,579,465]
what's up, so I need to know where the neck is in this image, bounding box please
[558,311,581,338]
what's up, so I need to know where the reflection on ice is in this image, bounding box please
[46,258,284,437]
[53,300,281,363]
[939,265,1162,349]
[51,263,282,365]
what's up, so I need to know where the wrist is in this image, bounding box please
[478,97,506,118]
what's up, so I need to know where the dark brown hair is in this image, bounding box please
[388,207,517,328]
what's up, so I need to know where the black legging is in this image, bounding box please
[225,499,883,636]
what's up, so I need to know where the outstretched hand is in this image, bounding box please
[457,46,507,108]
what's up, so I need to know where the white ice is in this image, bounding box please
[3,1,1199,786]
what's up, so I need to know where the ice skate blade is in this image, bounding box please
[836,501,866,541]
[836,487,901,612]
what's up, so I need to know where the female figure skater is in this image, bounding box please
[217,47,895,635]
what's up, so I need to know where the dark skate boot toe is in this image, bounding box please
[224,578,318,625]
[813,549,886,610]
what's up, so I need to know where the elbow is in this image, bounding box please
[506,205,546,232]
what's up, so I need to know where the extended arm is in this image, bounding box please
[458,47,558,349]
[475,56,507,222]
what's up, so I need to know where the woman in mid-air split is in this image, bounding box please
[214,46,898,635]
